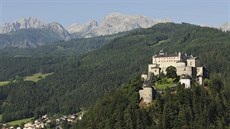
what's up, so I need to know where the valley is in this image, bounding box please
[0,22,230,128]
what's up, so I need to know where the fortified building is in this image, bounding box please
[139,50,204,105]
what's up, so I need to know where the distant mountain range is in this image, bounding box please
[0,13,229,48]
[0,13,170,48]
[68,13,170,38]
[219,22,230,32]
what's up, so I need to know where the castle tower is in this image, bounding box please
[142,86,153,104]
[139,73,153,104]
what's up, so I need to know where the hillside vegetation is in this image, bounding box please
[0,23,230,123]
[73,75,230,129]
[0,35,117,81]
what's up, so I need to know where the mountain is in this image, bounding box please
[1,23,230,123]
[0,18,72,48]
[68,13,171,38]
[68,20,98,38]
[219,22,230,32]
[0,13,170,48]
[44,22,72,40]
[0,27,71,48]
[0,17,45,34]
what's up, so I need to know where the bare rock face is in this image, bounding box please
[0,18,73,48]
[0,17,72,42]
[69,13,171,38]
[0,13,171,48]
[219,22,230,32]
[45,22,72,40]
[0,17,45,33]
[68,20,98,34]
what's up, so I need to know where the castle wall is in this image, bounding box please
[197,76,203,85]
[180,79,191,88]
[187,58,200,67]
[148,64,160,75]
[153,56,180,68]
[141,74,147,80]
[176,66,192,76]
[143,87,153,104]
[196,67,203,76]
[139,90,144,99]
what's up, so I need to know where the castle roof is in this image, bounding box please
[154,54,178,58]
[176,60,185,63]
[197,75,203,77]
[180,74,191,79]
[187,56,198,60]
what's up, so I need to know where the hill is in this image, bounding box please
[0,35,117,81]
[72,75,230,129]
[0,23,230,123]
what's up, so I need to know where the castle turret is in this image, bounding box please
[139,73,153,104]
[142,87,153,104]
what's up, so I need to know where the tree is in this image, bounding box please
[166,66,177,79]
[15,75,24,83]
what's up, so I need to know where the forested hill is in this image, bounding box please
[72,76,230,129]
[0,35,117,81]
[0,23,230,123]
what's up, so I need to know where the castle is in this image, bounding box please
[139,50,204,104]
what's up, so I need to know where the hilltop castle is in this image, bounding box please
[139,50,204,104]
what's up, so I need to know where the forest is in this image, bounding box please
[73,74,230,129]
[0,23,230,127]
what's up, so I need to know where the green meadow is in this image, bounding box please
[6,117,34,126]
[0,72,53,86]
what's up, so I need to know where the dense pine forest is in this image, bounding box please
[0,23,230,128]
[73,76,230,129]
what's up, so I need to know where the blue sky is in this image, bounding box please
[0,0,229,27]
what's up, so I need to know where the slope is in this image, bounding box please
[0,23,230,122]
[0,28,65,48]
[0,35,116,81]
[73,75,230,129]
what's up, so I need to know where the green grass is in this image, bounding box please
[0,114,2,121]
[6,117,33,126]
[0,81,10,86]
[0,72,53,86]
[155,83,177,90]
[24,72,53,82]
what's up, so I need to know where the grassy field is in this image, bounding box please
[24,72,53,82]
[6,117,33,126]
[155,83,177,90]
[0,72,53,86]
[0,81,10,86]
[0,114,2,122]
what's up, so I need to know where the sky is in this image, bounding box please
[0,0,229,28]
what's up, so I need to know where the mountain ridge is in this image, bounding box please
[0,13,229,49]
[0,13,171,38]
[68,12,171,38]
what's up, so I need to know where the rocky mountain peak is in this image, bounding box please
[67,20,98,34]
[219,22,230,32]
[0,17,45,33]
[46,22,72,40]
